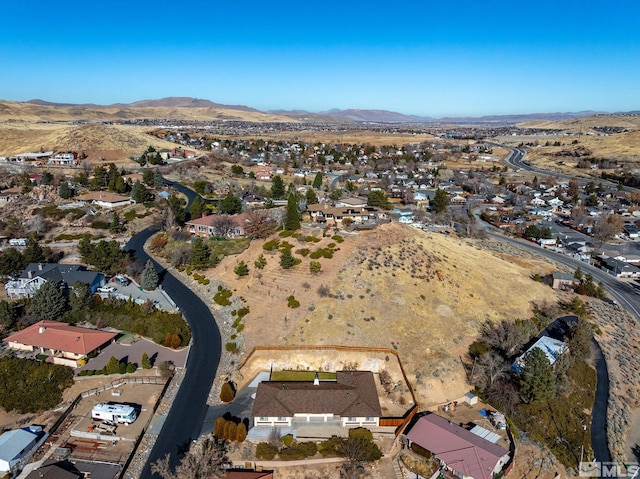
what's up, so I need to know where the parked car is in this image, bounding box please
[97,286,116,293]
[114,275,130,286]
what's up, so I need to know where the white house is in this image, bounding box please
[512,336,568,373]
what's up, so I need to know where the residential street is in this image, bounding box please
[125,228,222,478]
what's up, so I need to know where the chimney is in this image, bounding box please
[38,263,43,271]
[28,271,33,279]
[39,326,46,334]
[313,372,319,386]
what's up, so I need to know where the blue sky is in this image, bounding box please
[1,0,639,117]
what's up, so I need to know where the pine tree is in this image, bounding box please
[284,193,301,231]
[0,300,16,329]
[59,182,73,199]
[234,261,249,277]
[190,237,210,269]
[30,280,67,321]
[519,347,556,402]
[305,188,319,205]
[271,175,285,200]
[432,188,449,214]
[141,352,152,369]
[312,172,323,189]
[219,193,242,215]
[214,417,226,438]
[280,249,296,269]
[109,212,125,234]
[69,281,92,312]
[141,260,159,290]
[254,254,267,270]
[189,195,207,218]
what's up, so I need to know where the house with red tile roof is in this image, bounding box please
[252,371,381,429]
[3,321,117,368]
[405,413,510,479]
[225,469,274,479]
[185,213,250,238]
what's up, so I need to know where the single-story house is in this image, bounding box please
[0,186,23,203]
[5,263,104,298]
[600,257,640,278]
[185,213,250,238]
[512,336,568,373]
[551,272,578,290]
[336,197,367,208]
[0,427,43,473]
[75,192,134,208]
[306,204,385,225]
[3,320,117,368]
[252,371,382,429]
[405,413,510,479]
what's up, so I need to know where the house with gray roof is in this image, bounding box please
[0,427,44,473]
[5,263,104,298]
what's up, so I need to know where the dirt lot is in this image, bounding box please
[37,378,166,465]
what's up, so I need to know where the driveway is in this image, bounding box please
[78,337,189,371]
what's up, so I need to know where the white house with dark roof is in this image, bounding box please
[251,371,382,429]
[5,263,104,298]
[0,427,44,473]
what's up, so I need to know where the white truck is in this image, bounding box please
[91,403,138,424]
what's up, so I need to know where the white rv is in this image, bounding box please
[91,403,137,424]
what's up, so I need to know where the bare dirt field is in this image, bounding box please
[207,222,559,407]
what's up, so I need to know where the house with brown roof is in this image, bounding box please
[405,413,510,479]
[3,321,117,368]
[252,371,381,429]
[185,213,250,238]
[306,204,385,226]
[75,192,133,208]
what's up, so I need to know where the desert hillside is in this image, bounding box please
[212,223,559,406]
[518,114,640,131]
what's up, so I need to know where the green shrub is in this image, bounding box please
[225,342,238,353]
[304,236,321,243]
[468,341,491,360]
[256,442,278,460]
[318,436,342,457]
[332,235,344,243]
[287,295,300,308]
[126,362,137,373]
[90,221,110,229]
[296,248,311,257]
[236,324,244,333]
[348,427,373,441]
[279,230,294,238]
[214,287,233,306]
[237,307,250,319]
[263,239,280,251]
[281,434,294,447]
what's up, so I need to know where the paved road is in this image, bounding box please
[125,228,222,478]
[474,209,618,463]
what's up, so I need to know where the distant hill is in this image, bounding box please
[320,108,433,123]
[436,111,603,125]
[27,97,260,113]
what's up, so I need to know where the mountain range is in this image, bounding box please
[20,97,610,124]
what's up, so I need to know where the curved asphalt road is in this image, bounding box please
[475,213,614,462]
[126,181,222,478]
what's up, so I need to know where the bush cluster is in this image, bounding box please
[214,286,233,306]
[287,295,300,308]
[213,417,247,442]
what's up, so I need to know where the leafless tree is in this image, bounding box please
[212,215,236,238]
[243,211,276,239]
[472,351,508,389]
[267,426,281,446]
[151,435,230,479]
[481,319,537,357]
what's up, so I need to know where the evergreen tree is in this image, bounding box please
[0,248,26,276]
[234,261,249,277]
[271,175,285,200]
[168,195,187,225]
[432,188,449,214]
[30,280,67,321]
[142,170,155,186]
[109,212,125,234]
[305,188,319,205]
[220,382,235,402]
[519,347,556,402]
[131,180,150,203]
[284,193,301,231]
[141,352,152,369]
[254,254,267,270]
[105,356,120,375]
[219,193,242,215]
[141,260,159,290]
[236,422,247,443]
[0,300,16,330]
[23,240,45,264]
[59,182,74,199]
[280,249,296,269]
[312,172,323,189]
[69,281,93,312]
[189,195,207,218]
[190,237,210,269]
[153,169,164,188]
[367,190,391,210]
